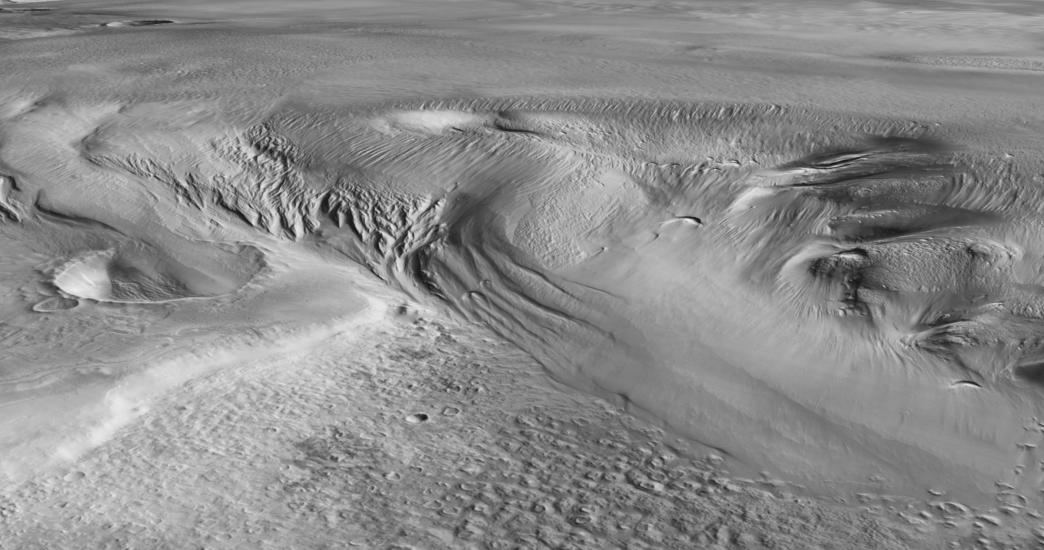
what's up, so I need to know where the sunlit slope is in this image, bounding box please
[6,93,1043,504]
[271,99,1044,504]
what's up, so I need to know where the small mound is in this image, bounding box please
[404,413,429,424]
[102,20,175,28]
[374,109,552,138]
[377,110,493,135]
[31,296,78,313]
[53,244,262,304]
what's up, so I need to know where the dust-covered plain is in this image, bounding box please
[3,0,1044,548]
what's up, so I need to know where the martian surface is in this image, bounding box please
[2,0,1044,548]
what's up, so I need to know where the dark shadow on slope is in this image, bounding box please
[1013,362,1044,387]
[827,205,1000,242]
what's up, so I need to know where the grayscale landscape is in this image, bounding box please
[2,0,1044,548]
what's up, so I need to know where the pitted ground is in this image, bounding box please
[4,306,1036,550]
